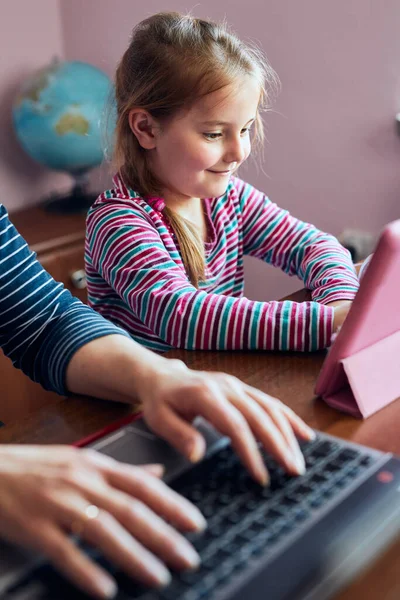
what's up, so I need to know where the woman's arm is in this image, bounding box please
[0,205,130,395]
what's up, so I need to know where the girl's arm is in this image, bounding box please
[87,205,335,351]
[236,178,359,305]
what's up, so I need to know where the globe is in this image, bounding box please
[12,59,115,212]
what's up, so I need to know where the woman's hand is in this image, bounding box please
[0,445,206,599]
[66,335,315,486]
[137,360,316,486]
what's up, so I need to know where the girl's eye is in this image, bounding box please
[203,132,222,140]
[203,125,253,140]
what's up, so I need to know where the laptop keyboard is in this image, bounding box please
[128,435,378,600]
[3,434,381,600]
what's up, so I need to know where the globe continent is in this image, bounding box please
[13,60,114,175]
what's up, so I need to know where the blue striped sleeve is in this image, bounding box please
[0,205,130,395]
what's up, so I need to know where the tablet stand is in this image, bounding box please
[323,330,400,418]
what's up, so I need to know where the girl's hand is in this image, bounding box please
[356,255,373,281]
[138,360,316,486]
[0,446,206,599]
[327,301,352,332]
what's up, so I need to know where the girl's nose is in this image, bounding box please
[223,137,246,165]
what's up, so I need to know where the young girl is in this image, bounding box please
[85,11,358,354]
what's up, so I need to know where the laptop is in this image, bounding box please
[1,416,400,600]
[1,221,400,600]
[315,219,400,417]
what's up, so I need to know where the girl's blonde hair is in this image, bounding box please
[114,11,278,286]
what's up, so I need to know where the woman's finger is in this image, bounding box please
[263,406,306,472]
[236,385,305,471]
[72,485,201,573]
[144,405,207,463]
[243,384,315,441]
[50,449,206,533]
[140,464,165,477]
[55,495,172,589]
[24,522,118,599]
[178,383,269,485]
[99,462,207,532]
[278,403,316,441]
[227,389,303,475]
[83,451,167,480]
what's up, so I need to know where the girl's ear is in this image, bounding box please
[128,109,158,149]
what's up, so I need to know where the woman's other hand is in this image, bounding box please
[138,360,316,486]
[0,446,206,598]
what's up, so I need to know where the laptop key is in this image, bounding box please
[337,448,360,462]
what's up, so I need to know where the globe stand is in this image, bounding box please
[44,174,98,215]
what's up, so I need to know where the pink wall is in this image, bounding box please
[1,1,396,297]
[60,0,400,299]
[0,0,71,212]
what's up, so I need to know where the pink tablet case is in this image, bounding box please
[315,220,400,418]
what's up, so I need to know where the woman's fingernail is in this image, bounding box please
[286,448,304,475]
[306,428,316,440]
[188,439,204,463]
[152,564,172,588]
[295,454,306,475]
[258,466,270,487]
[176,542,201,569]
[188,508,207,531]
[95,574,117,599]
[146,464,165,477]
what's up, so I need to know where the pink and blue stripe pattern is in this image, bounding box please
[85,175,359,353]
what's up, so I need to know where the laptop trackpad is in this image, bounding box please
[90,417,224,482]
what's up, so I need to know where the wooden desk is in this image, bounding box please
[0,348,399,599]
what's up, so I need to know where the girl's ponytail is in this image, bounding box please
[163,207,205,288]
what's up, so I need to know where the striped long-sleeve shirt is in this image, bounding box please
[0,204,129,395]
[85,175,359,353]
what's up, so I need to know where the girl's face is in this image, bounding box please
[148,75,261,204]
